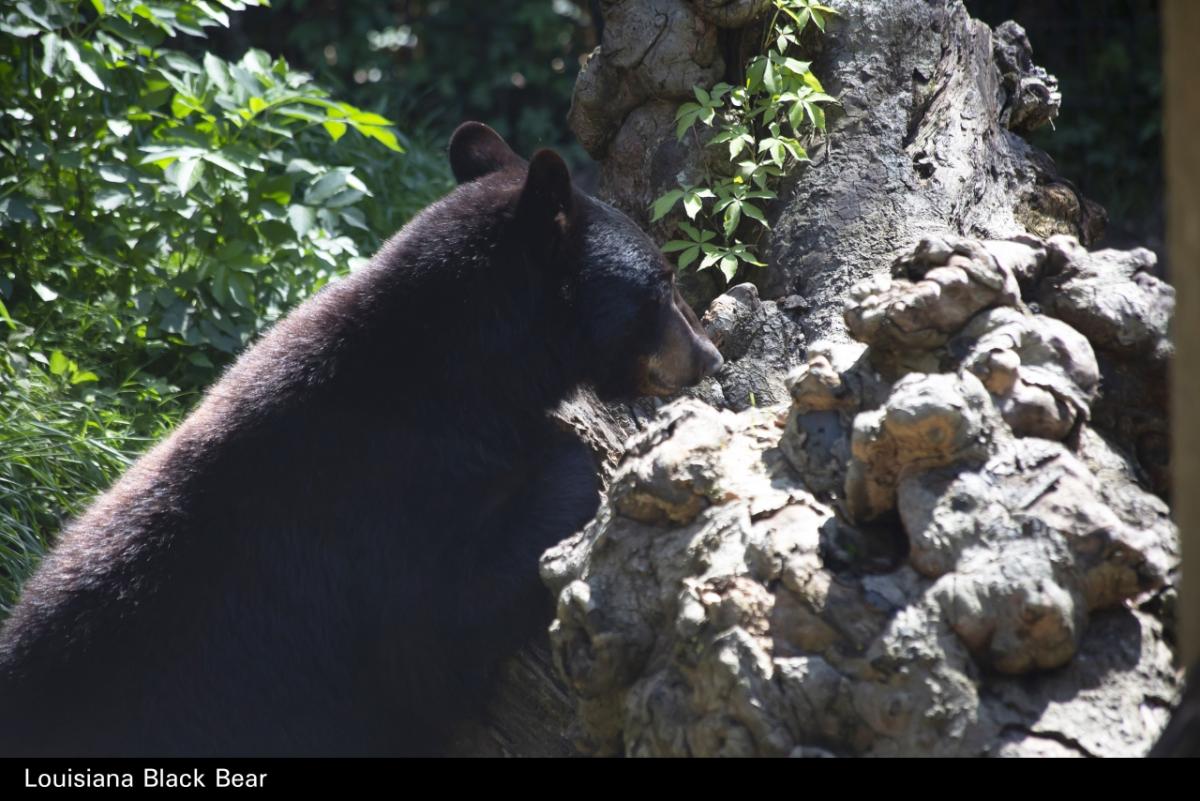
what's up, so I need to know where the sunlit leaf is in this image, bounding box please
[32,282,58,302]
[719,255,739,282]
[49,350,70,376]
[166,158,205,194]
[287,204,315,237]
[356,124,403,152]
[323,120,347,142]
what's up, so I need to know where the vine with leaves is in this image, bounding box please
[650,0,836,283]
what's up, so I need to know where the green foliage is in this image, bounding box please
[215,0,597,164]
[0,358,184,616]
[651,0,836,284]
[0,0,453,614]
[0,0,450,392]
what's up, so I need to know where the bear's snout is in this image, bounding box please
[638,288,725,396]
[696,339,724,380]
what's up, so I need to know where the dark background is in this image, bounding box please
[968,0,1163,260]
[204,0,1163,261]
[203,0,601,168]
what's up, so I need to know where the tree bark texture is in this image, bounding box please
[462,0,1179,756]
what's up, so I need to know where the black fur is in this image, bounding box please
[0,125,691,756]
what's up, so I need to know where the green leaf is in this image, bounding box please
[763,61,779,94]
[0,296,16,329]
[741,202,769,228]
[777,4,802,28]
[723,202,742,238]
[276,105,327,124]
[195,0,231,27]
[162,52,203,76]
[167,158,205,194]
[39,32,62,78]
[61,40,107,90]
[287,204,315,237]
[343,107,394,126]
[70,371,100,385]
[0,19,41,38]
[788,101,806,133]
[733,246,767,267]
[673,103,702,140]
[677,245,700,271]
[202,152,246,177]
[661,240,695,253]
[171,93,201,118]
[229,64,263,95]
[779,57,812,76]
[340,207,370,231]
[17,1,55,31]
[810,105,825,133]
[674,102,701,122]
[356,124,404,152]
[321,189,366,209]
[94,188,129,211]
[305,170,352,205]
[729,134,752,159]
[746,57,766,91]
[203,52,230,91]
[106,119,133,137]
[49,350,69,376]
[649,189,684,222]
[0,196,37,224]
[139,145,205,167]
[323,120,347,142]
[32,282,58,302]
[719,255,739,282]
[228,274,253,308]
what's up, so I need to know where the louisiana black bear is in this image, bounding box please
[0,123,723,756]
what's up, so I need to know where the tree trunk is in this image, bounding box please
[463,0,1179,756]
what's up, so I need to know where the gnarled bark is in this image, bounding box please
[544,233,1176,757]
[462,0,1178,756]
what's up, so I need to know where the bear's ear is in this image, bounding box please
[449,122,523,184]
[517,149,573,231]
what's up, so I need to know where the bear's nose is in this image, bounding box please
[697,343,724,379]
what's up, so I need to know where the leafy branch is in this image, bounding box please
[649,0,836,283]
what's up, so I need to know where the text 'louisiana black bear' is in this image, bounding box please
[0,123,723,756]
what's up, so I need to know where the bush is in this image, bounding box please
[0,0,450,389]
[213,0,597,164]
[0,0,452,613]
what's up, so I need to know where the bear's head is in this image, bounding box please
[448,122,724,401]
